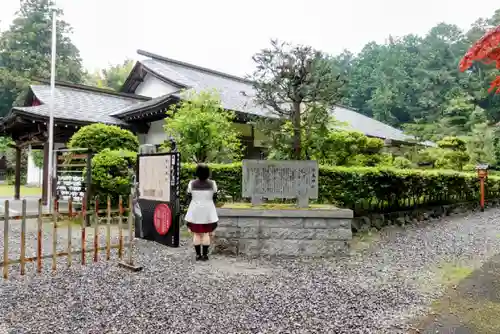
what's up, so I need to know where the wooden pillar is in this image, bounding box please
[14,147,21,200]
[41,142,49,205]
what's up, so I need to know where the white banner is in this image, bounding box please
[138,155,171,202]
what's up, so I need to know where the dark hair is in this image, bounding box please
[195,163,210,181]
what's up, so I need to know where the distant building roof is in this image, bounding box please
[6,81,148,125]
[331,105,416,143]
[3,51,433,146]
[136,50,271,118]
[132,50,431,145]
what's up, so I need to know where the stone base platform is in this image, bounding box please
[213,207,353,257]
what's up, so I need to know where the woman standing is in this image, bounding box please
[185,164,219,261]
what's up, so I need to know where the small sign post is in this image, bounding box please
[476,163,489,212]
[135,145,181,247]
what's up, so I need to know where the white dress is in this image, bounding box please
[184,179,219,224]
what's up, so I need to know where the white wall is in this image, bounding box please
[26,142,67,187]
[135,74,179,98]
[142,120,167,145]
[134,75,179,145]
[26,146,42,186]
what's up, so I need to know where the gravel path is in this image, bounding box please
[2,209,500,333]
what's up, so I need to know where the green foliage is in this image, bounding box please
[67,124,138,200]
[68,124,139,153]
[412,145,470,171]
[179,163,500,215]
[260,103,334,160]
[321,130,386,166]
[90,149,136,202]
[466,123,496,165]
[393,156,412,169]
[32,150,44,168]
[259,108,389,167]
[164,90,242,163]
[0,0,84,116]
[85,59,134,91]
[336,9,500,143]
[250,40,345,159]
[437,136,467,152]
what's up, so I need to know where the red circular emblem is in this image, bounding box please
[153,203,172,236]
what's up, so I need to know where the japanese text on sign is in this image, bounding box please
[139,155,171,202]
[242,160,318,199]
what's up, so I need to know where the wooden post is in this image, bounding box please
[477,165,489,212]
[85,151,92,226]
[37,199,43,273]
[480,177,485,212]
[14,147,21,200]
[3,200,9,279]
[20,199,27,275]
[106,196,111,261]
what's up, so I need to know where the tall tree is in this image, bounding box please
[250,40,345,159]
[0,0,84,116]
[85,59,134,91]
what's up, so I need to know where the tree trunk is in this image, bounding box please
[292,102,302,160]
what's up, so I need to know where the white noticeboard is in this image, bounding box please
[138,155,171,202]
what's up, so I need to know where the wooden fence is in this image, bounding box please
[1,195,141,279]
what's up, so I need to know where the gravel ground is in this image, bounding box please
[2,209,500,333]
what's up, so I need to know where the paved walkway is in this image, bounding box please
[414,254,500,333]
[0,197,43,216]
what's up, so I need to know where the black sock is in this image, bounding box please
[202,245,209,256]
[194,245,201,256]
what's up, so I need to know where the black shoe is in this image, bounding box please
[194,245,201,260]
[202,245,209,261]
[196,255,203,261]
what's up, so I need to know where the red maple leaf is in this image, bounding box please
[460,26,500,93]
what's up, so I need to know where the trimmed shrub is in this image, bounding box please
[393,156,412,169]
[68,124,139,153]
[90,149,136,203]
[180,163,500,215]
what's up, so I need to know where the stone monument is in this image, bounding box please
[212,159,353,257]
[242,159,319,208]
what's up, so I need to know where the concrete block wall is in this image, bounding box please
[214,208,353,257]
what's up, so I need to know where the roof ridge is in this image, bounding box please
[33,78,151,101]
[137,49,254,85]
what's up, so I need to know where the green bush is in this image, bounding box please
[68,124,139,153]
[90,149,136,203]
[6,173,26,185]
[393,156,412,169]
[179,163,500,215]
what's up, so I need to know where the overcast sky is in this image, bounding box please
[1,0,499,77]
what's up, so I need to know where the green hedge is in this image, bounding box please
[180,163,500,214]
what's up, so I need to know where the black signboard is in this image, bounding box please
[135,152,181,247]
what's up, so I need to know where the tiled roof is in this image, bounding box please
[13,84,147,124]
[138,51,431,145]
[139,57,274,118]
[110,91,180,117]
[331,105,415,143]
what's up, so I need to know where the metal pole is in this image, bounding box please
[46,11,57,212]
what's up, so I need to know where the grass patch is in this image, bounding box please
[221,202,338,210]
[0,184,42,197]
[431,297,500,333]
[435,262,475,286]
